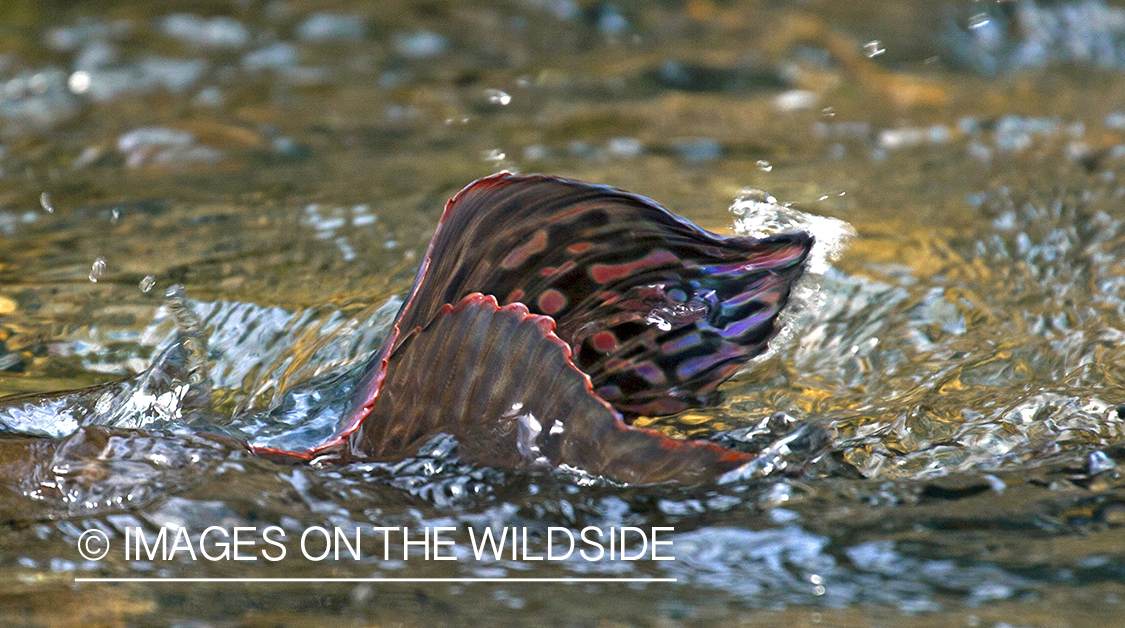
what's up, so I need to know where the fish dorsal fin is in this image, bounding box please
[387,173,813,416]
[345,294,752,485]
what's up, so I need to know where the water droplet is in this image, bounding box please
[756,160,773,172]
[864,40,885,58]
[485,88,511,105]
[110,208,121,224]
[139,275,156,293]
[482,148,506,162]
[164,284,186,301]
[821,107,836,118]
[89,256,106,282]
[39,192,54,213]
[968,13,991,29]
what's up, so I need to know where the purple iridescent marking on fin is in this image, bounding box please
[661,332,705,355]
[719,310,776,339]
[722,275,783,310]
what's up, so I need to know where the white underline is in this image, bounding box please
[74,577,676,583]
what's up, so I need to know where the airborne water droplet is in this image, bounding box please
[39,191,54,213]
[89,256,106,282]
[821,107,836,118]
[482,148,506,162]
[485,88,511,105]
[139,275,156,293]
[756,160,773,172]
[864,40,885,58]
[968,13,991,30]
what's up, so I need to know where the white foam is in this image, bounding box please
[729,188,856,365]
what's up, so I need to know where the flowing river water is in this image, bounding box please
[2,1,1125,626]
